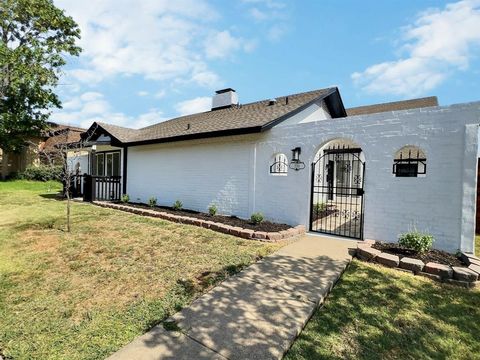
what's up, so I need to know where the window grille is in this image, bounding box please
[270,153,288,174]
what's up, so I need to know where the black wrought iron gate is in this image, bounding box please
[310,147,365,239]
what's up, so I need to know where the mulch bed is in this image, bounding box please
[127,202,292,232]
[372,242,464,267]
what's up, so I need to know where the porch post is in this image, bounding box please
[122,146,128,195]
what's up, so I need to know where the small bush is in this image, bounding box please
[250,212,264,225]
[19,165,62,181]
[398,231,434,253]
[208,204,218,216]
[313,202,326,213]
[173,200,183,211]
[121,194,130,203]
[148,196,157,207]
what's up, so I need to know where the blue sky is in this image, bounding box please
[52,0,480,129]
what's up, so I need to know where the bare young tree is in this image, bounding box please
[39,124,98,232]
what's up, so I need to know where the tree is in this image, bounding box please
[39,123,97,232]
[0,0,81,153]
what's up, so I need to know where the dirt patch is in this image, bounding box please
[372,242,464,267]
[127,202,292,232]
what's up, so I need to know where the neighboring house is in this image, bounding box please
[71,87,479,253]
[0,123,85,179]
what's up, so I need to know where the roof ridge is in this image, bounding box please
[139,87,335,131]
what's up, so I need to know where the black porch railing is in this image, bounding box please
[65,174,122,202]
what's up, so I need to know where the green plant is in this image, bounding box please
[313,202,326,213]
[19,165,62,181]
[208,204,218,216]
[250,212,264,225]
[121,194,130,203]
[398,231,434,253]
[173,200,183,211]
[148,196,157,207]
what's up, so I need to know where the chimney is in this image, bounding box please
[212,88,238,110]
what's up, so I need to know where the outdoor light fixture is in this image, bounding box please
[289,147,305,171]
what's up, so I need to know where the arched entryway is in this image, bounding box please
[310,139,365,239]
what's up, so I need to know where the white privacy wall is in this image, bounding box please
[126,135,263,218]
[254,102,480,252]
[124,101,479,252]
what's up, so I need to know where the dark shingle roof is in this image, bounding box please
[91,88,341,145]
[346,96,438,116]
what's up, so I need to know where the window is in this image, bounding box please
[106,152,120,176]
[94,151,120,176]
[95,153,104,176]
[393,146,426,177]
[270,153,288,175]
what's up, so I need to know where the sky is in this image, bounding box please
[51,0,480,129]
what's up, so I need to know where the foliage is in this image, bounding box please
[398,231,434,253]
[476,235,480,257]
[18,164,62,181]
[0,180,283,359]
[0,0,81,152]
[286,260,480,359]
[121,194,130,203]
[148,196,157,207]
[173,200,183,211]
[208,204,218,216]
[250,212,264,225]
[313,202,326,213]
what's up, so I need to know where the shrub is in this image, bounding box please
[313,202,326,213]
[250,212,264,225]
[121,194,130,203]
[19,165,62,181]
[148,196,157,207]
[173,200,183,211]
[208,204,218,216]
[398,231,434,253]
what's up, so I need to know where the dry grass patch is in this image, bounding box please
[0,180,284,359]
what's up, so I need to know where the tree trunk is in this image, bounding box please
[66,194,71,232]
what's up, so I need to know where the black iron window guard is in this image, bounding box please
[393,158,426,177]
[270,155,288,174]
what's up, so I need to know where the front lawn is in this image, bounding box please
[0,180,284,359]
[476,234,479,256]
[286,260,480,360]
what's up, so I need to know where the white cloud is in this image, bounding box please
[154,90,166,99]
[242,0,286,10]
[52,92,166,129]
[137,91,149,97]
[55,0,254,88]
[267,24,287,42]
[204,30,255,59]
[175,96,211,116]
[352,0,480,96]
[250,7,268,21]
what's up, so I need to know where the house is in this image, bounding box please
[0,123,85,179]
[71,87,479,253]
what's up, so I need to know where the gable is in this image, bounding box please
[275,99,332,126]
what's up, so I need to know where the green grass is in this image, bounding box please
[476,235,479,256]
[0,180,284,359]
[286,260,480,360]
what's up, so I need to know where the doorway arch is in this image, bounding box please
[310,139,365,239]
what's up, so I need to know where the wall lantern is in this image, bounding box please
[289,147,305,171]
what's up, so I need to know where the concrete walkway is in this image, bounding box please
[108,235,356,360]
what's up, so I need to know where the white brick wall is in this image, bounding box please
[124,101,480,252]
[255,101,480,252]
[127,136,262,218]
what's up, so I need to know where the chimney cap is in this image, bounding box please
[215,88,236,94]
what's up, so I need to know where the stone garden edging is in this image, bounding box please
[93,201,305,242]
[355,240,480,288]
